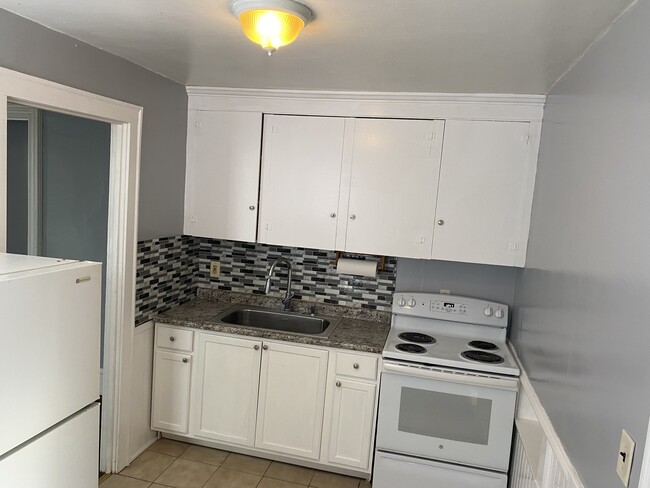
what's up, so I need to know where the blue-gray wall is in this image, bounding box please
[511,2,650,487]
[6,120,28,254]
[0,8,187,240]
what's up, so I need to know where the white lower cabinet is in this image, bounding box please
[151,349,192,434]
[326,378,376,469]
[152,324,380,476]
[191,334,262,447]
[255,342,329,459]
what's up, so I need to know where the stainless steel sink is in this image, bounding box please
[216,306,340,337]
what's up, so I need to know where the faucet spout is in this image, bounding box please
[264,257,294,311]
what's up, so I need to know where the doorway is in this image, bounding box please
[0,67,142,474]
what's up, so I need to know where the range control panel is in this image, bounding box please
[393,292,508,328]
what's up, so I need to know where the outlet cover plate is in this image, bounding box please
[210,261,220,278]
[617,429,635,486]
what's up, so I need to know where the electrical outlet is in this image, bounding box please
[616,429,635,486]
[209,261,220,278]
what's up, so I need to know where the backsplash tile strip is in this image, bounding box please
[135,235,199,326]
[134,236,397,324]
[196,238,396,311]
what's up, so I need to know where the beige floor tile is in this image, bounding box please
[204,467,262,488]
[259,477,307,488]
[119,450,175,482]
[180,444,229,466]
[265,462,314,485]
[310,471,360,488]
[221,452,271,476]
[100,474,150,488]
[154,457,218,488]
[147,438,189,457]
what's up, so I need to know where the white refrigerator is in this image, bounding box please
[0,253,102,487]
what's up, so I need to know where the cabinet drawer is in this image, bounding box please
[335,352,378,381]
[156,325,193,352]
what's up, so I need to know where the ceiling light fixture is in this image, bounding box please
[230,0,313,56]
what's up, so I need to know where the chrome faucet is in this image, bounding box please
[264,257,294,310]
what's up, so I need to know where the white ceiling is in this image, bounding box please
[0,0,635,94]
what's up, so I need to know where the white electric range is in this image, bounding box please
[374,292,521,488]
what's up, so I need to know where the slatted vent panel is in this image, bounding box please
[509,432,538,488]
[541,445,574,488]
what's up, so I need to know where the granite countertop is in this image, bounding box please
[156,289,391,354]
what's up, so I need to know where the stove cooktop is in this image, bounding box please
[383,293,521,377]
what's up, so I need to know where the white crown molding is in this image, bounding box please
[186,86,546,121]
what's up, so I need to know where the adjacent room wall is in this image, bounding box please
[510,2,650,487]
[0,8,187,240]
[6,120,28,254]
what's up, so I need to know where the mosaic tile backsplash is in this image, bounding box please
[135,235,397,324]
[196,239,396,310]
[135,235,199,325]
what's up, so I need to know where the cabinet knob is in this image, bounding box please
[254,345,260,350]
[249,205,256,211]
[262,344,268,350]
[169,336,175,342]
[437,220,444,226]
[353,363,359,369]
[330,213,336,218]
[182,358,188,363]
[349,214,356,220]
[336,381,341,387]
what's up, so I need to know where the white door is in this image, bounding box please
[327,379,376,470]
[258,115,346,250]
[255,342,329,459]
[344,118,445,258]
[0,403,100,488]
[192,334,262,447]
[184,110,262,241]
[151,350,192,434]
[432,120,533,266]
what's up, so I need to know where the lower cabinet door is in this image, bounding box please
[327,378,376,469]
[192,334,262,447]
[255,342,329,459]
[151,350,192,434]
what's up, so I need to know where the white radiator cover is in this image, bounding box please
[509,355,584,488]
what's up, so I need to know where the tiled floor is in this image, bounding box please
[100,439,372,488]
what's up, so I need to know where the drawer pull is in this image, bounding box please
[169,336,175,342]
[336,381,341,387]
[353,363,359,369]
[254,345,260,350]
[262,344,268,350]
[182,358,188,363]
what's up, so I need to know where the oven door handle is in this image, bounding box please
[382,362,519,391]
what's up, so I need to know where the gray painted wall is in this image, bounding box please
[511,2,650,487]
[396,258,517,307]
[6,120,28,254]
[0,8,187,240]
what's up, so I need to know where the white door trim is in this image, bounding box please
[7,103,40,254]
[0,66,142,474]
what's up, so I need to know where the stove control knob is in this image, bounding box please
[483,307,494,317]
[495,309,504,319]
[397,297,406,307]
[407,298,417,308]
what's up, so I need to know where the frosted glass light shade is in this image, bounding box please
[231,0,312,55]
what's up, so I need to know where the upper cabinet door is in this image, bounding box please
[343,119,445,258]
[432,120,534,267]
[184,110,262,241]
[258,115,346,250]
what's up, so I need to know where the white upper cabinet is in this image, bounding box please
[258,115,346,250]
[431,120,535,267]
[184,110,262,242]
[342,119,445,258]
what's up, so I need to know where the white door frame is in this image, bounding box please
[6,103,40,255]
[0,66,142,474]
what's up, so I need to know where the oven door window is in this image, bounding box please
[399,387,491,445]
[376,370,517,472]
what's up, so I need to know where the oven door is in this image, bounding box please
[377,361,518,472]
